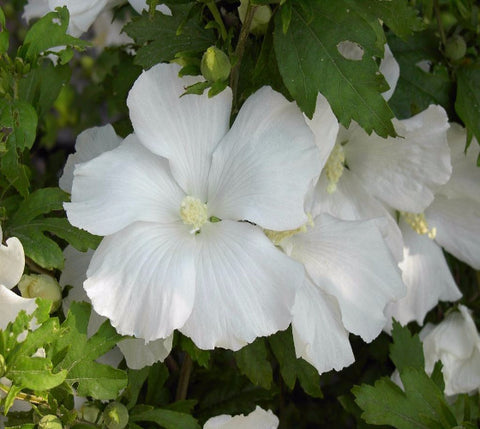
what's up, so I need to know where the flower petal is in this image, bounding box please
[0,286,37,330]
[127,63,232,200]
[204,406,279,429]
[0,236,25,289]
[384,220,461,328]
[380,44,399,101]
[118,336,173,370]
[288,214,405,342]
[23,0,50,22]
[181,220,302,350]
[345,105,451,212]
[292,278,354,374]
[59,124,122,193]
[128,0,171,15]
[426,195,480,269]
[84,221,196,342]
[207,87,320,230]
[313,169,404,262]
[65,135,185,236]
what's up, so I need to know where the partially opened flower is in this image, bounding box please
[421,305,480,396]
[204,406,278,429]
[0,226,37,331]
[66,63,320,350]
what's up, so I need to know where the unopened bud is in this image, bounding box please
[200,47,231,82]
[238,0,272,35]
[445,35,466,61]
[0,354,6,377]
[80,403,102,424]
[38,415,62,429]
[18,274,62,312]
[103,402,129,429]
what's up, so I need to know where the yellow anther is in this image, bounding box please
[180,196,208,232]
[264,214,314,245]
[401,212,437,239]
[324,144,345,194]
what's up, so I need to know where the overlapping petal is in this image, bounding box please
[118,336,173,370]
[207,87,319,230]
[0,286,37,331]
[345,105,451,212]
[0,236,25,289]
[181,220,302,350]
[204,406,279,429]
[127,63,232,200]
[287,214,405,342]
[66,135,185,236]
[292,278,354,374]
[380,44,400,101]
[84,221,196,342]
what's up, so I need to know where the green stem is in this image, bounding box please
[206,1,228,41]
[433,0,447,47]
[175,354,193,401]
[0,383,48,405]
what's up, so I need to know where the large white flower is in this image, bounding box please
[421,305,480,396]
[66,63,320,350]
[203,406,278,429]
[0,227,37,331]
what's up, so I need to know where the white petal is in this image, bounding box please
[204,406,279,429]
[345,105,451,212]
[181,220,302,350]
[0,237,25,289]
[313,170,404,262]
[118,335,173,370]
[0,286,37,330]
[207,87,320,230]
[292,278,354,374]
[288,214,405,342]
[440,123,480,203]
[305,93,339,172]
[127,63,232,200]
[59,124,122,193]
[23,0,50,21]
[384,220,461,328]
[380,44,399,101]
[85,221,196,342]
[65,135,185,236]
[426,195,480,269]
[128,0,171,15]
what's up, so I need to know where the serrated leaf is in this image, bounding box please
[3,385,23,414]
[235,338,272,389]
[296,359,323,398]
[7,356,67,391]
[269,329,297,389]
[180,336,210,368]
[274,0,395,136]
[389,320,424,373]
[124,367,149,410]
[130,407,200,429]
[455,64,480,145]
[124,4,215,69]
[10,188,67,225]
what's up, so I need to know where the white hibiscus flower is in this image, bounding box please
[204,406,278,429]
[421,305,480,396]
[65,63,320,350]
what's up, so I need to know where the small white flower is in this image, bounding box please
[203,406,279,429]
[65,63,320,350]
[421,305,480,396]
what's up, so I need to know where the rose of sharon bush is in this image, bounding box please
[66,63,321,351]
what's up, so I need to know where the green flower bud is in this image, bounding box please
[18,274,62,312]
[0,354,6,377]
[103,402,129,429]
[200,47,231,82]
[445,35,467,61]
[238,0,272,36]
[38,415,62,429]
[80,403,102,424]
[440,12,457,32]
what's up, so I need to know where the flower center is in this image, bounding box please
[180,196,208,233]
[401,212,437,239]
[324,143,345,194]
[264,214,314,245]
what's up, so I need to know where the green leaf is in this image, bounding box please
[235,338,272,389]
[124,368,149,410]
[7,356,67,390]
[389,320,424,373]
[274,0,395,137]
[3,384,23,414]
[10,188,67,225]
[0,7,8,54]
[19,7,89,63]
[51,302,127,400]
[455,64,480,145]
[130,407,200,429]
[124,4,216,69]
[180,335,210,368]
[296,359,323,398]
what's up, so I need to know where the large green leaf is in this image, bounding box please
[235,338,272,389]
[130,406,200,429]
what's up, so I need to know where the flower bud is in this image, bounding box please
[200,47,231,82]
[238,0,272,36]
[0,354,6,377]
[38,415,62,429]
[103,402,129,429]
[445,35,466,61]
[18,274,62,312]
[80,403,102,424]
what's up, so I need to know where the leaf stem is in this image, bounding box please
[0,383,48,405]
[230,2,257,109]
[206,1,227,41]
[175,354,193,401]
[433,0,447,47]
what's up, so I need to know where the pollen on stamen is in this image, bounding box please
[180,196,208,233]
[264,214,314,245]
[324,144,345,194]
[401,212,437,239]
